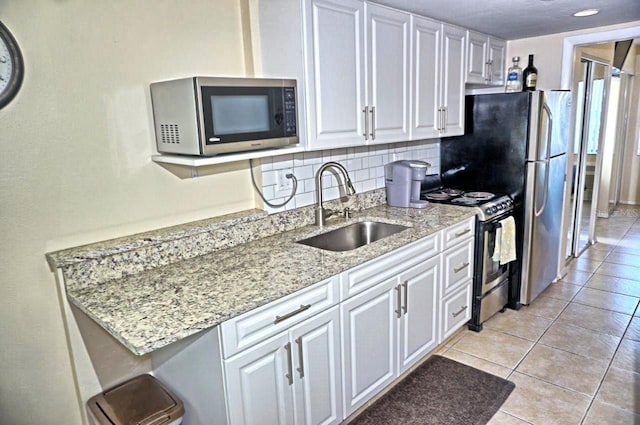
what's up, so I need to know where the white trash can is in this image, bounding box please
[87,374,184,425]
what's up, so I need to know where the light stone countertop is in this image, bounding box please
[65,203,476,356]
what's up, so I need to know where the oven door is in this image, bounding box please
[480,217,511,295]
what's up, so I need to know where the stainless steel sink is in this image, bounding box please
[297,221,409,252]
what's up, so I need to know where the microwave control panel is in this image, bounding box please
[284,87,297,137]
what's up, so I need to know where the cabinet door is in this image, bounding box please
[366,3,410,143]
[290,306,342,425]
[398,255,440,374]
[466,31,488,84]
[441,24,466,136]
[225,332,294,425]
[341,278,397,417]
[409,15,441,140]
[488,38,506,86]
[305,0,366,148]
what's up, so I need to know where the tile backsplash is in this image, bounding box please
[259,139,440,213]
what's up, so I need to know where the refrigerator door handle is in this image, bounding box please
[542,103,554,160]
[536,103,553,217]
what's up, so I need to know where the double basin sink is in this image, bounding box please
[297,221,409,252]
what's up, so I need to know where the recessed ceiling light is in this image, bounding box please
[573,9,600,17]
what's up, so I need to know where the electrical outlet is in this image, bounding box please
[277,169,293,191]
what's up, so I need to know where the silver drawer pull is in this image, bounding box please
[455,228,471,237]
[454,262,470,273]
[452,305,468,317]
[274,304,311,324]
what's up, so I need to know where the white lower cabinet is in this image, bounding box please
[225,332,294,425]
[398,256,440,374]
[341,277,398,417]
[440,280,472,342]
[225,306,342,425]
[341,254,440,417]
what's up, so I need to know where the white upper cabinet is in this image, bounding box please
[488,37,506,85]
[465,30,506,86]
[304,0,366,148]
[305,0,410,148]
[365,3,411,143]
[409,16,441,140]
[441,24,466,136]
[410,17,465,138]
[466,31,489,83]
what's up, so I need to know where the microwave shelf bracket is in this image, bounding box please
[152,147,305,179]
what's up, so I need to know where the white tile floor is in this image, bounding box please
[439,205,640,424]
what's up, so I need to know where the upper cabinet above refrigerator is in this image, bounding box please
[465,31,506,87]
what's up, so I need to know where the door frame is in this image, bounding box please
[557,25,639,277]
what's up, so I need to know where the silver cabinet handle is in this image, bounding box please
[487,59,493,83]
[362,106,369,140]
[395,284,402,318]
[274,304,311,324]
[438,107,443,131]
[455,228,471,237]
[284,342,294,385]
[444,107,448,133]
[370,106,376,140]
[452,305,468,317]
[295,337,304,379]
[454,262,470,273]
[402,281,408,315]
[485,61,491,82]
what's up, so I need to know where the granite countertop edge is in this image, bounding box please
[67,204,477,356]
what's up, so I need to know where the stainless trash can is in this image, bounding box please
[87,374,184,425]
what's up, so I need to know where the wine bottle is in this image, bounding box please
[505,56,522,92]
[522,54,538,91]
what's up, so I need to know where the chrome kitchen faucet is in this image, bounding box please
[314,162,356,227]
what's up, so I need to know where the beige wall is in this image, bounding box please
[507,21,640,90]
[0,1,255,424]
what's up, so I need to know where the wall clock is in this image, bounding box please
[0,20,24,109]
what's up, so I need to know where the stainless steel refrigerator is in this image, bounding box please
[521,91,571,304]
[440,90,572,306]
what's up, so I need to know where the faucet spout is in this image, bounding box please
[314,162,356,226]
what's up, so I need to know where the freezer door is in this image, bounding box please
[526,91,572,161]
[546,91,572,157]
[521,154,567,304]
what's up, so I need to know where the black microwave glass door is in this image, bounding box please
[201,86,294,145]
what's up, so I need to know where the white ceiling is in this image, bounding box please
[372,0,640,40]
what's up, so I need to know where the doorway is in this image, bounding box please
[565,57,610,260]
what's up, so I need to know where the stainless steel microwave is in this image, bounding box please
[150,77,299,156]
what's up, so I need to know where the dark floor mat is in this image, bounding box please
[350,355,515,425]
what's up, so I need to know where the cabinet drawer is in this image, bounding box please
[442,217,475,250]
[220,275,339,358]
[440,280,472,342]
[342,232,440,300]
[442,238,474,296]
